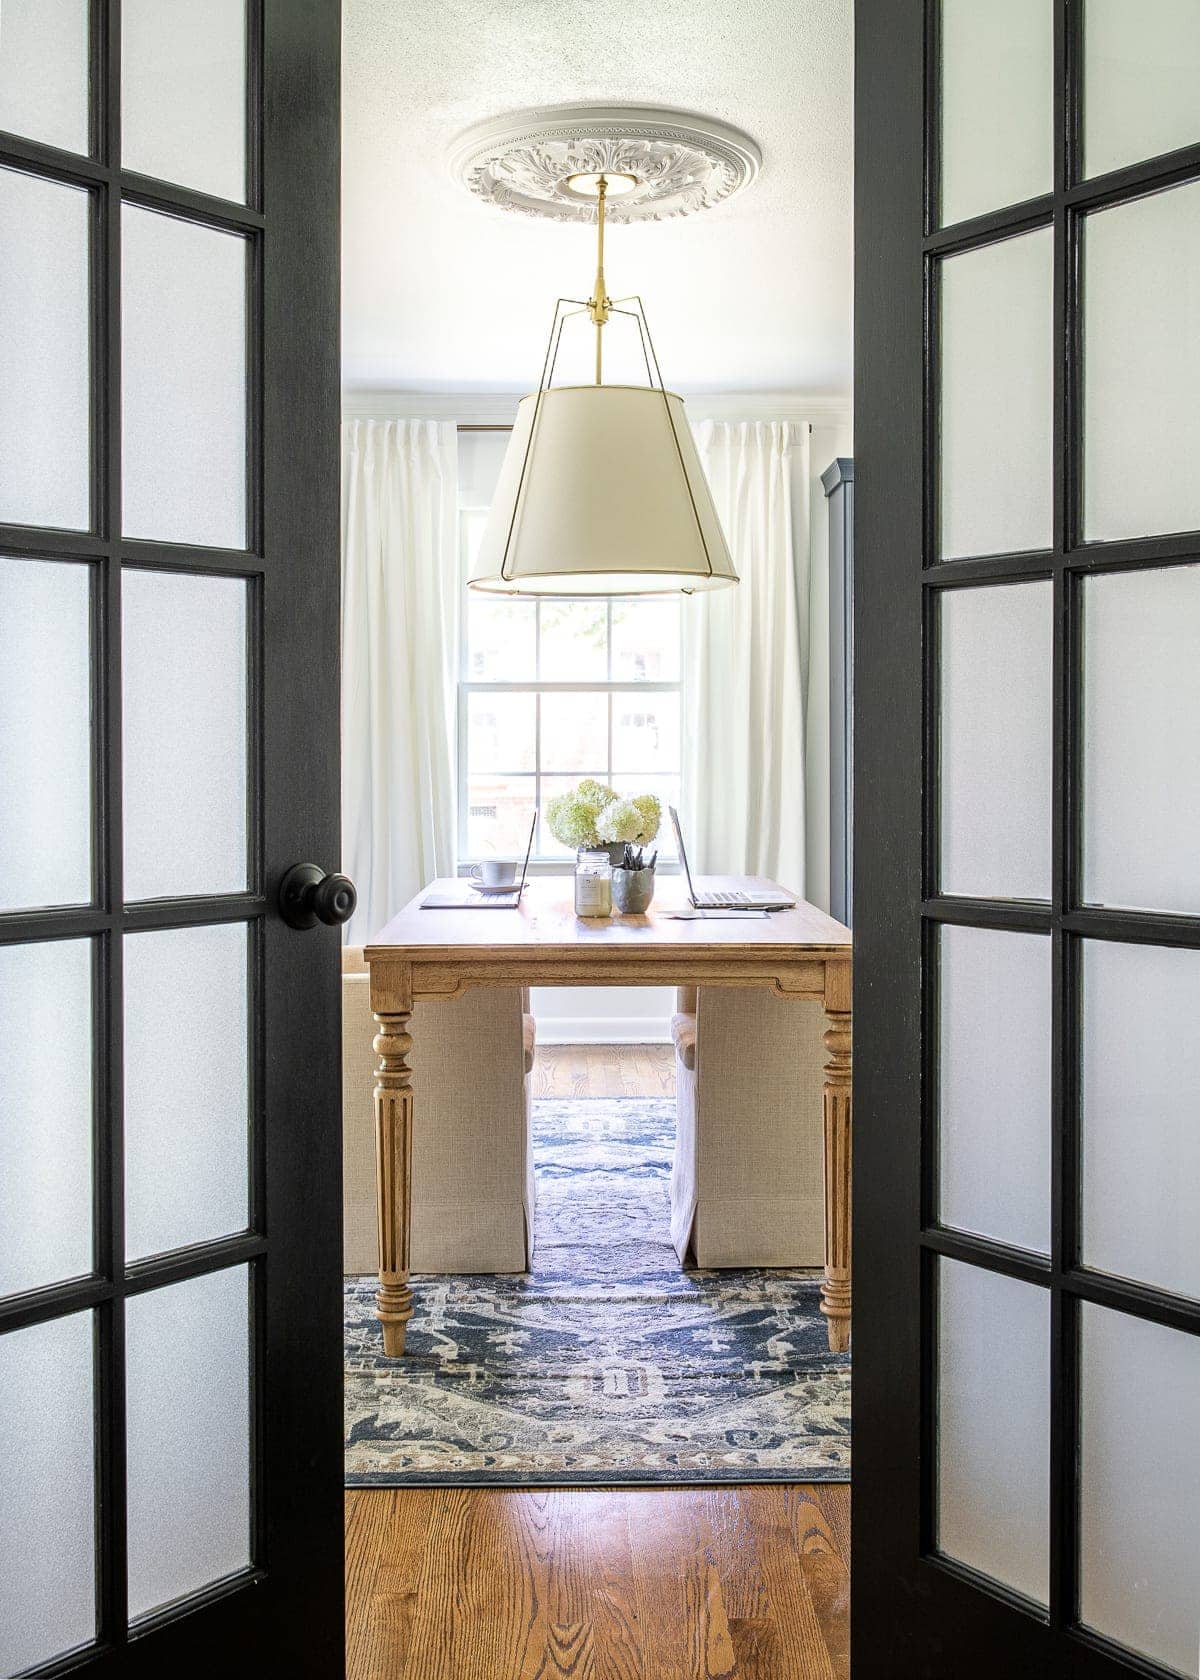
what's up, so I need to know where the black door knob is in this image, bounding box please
[279,863,357,930]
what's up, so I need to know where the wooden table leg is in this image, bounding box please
[373,996,414,1357]
[821,966,852,1353]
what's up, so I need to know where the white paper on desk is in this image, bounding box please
[662,908,770,920]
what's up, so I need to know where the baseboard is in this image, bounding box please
[535,1016,672,1046]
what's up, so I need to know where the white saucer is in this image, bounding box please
[469,879,521,894]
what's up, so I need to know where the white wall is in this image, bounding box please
[530,985,675,1044]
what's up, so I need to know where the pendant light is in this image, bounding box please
[468,170,740,596]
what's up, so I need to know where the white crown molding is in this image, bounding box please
[341,389,851,426]
[447,104,762,226]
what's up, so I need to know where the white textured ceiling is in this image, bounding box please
[341,0,853,398]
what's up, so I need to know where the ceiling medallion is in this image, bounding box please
[447,104,762,224]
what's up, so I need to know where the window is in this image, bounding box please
[458,509,681,862]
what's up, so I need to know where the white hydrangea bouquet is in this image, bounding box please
[546,778,661,867]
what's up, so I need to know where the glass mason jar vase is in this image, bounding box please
[574,849,612,917]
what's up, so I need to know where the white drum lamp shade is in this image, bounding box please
[468,385,739,596]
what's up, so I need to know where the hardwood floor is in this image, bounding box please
[345,1485,849,1680]
[346,1045,849,1679]
[532,1041,676,1099]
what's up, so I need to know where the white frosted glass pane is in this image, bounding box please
[611,599,681,682]
[1083,941,1200,1298]
[0,0,89,153]
[1083,182,1200,543]
[468,691,536,771]
[613,691,680,774]
[539,600,607,681]
[122,0,246,202]
[940,229,1053,558]
[940,582,1052,899]
[1080,1305,1200,1675]
[541,691,608,773]
[0,941,92,1295]
[465,772,538,861]
[122,568,248,901]
[121,206,247,547]
[0,1314,95,1673]
[0,558,91,909]
[0,167,90,529]
[940,0,1053,225]
[1084,0,1200,179]
[939,926,1051,1254]
[937,1259,1050,1604]
[124,924,248,1260]
[1082,566,1200,913]
[466,594,536,680]
[126,1267,250,1618]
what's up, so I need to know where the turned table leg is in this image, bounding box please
[374,1001,414,1357]
[821,975,852,1354]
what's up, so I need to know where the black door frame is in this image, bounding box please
[0,2,343,1673]
[853,2,1200,1676]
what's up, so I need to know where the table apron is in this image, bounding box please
[369,955,840,1009]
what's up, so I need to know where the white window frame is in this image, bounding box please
[456,507,683,871]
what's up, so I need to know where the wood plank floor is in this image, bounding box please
[345,1485,849,1680]
[532,1042,676,1100]
[346,1045,848,1678]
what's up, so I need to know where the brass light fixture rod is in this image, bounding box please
[587,175,612,385]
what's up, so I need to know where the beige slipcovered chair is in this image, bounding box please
[342,947,536,1274]
[670,985,826,1268]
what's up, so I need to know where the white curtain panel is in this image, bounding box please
[340,418,459,945]
[681,419,810,895]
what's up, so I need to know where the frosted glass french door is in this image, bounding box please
[855,3,1200,1677]
[0,4,343,1676]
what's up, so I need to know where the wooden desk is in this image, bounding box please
[364,877,853,1357]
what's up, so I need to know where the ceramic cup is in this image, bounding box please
[471,858,519,887]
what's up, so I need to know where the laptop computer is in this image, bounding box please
[668,806,796,911]
[420,811,536,909]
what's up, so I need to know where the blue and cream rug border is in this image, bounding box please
[345,1097,850,1487]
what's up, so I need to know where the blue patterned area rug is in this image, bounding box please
[344,1097,850,1487]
